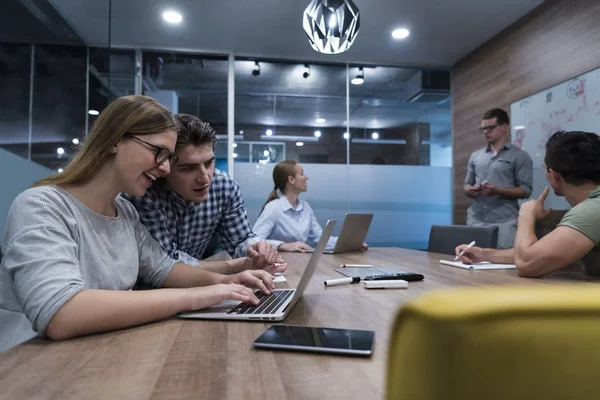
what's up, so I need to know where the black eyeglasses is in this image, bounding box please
[127,135,179,167]
[479,124,499,133]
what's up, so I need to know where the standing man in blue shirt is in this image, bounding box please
[123,114,286,274]
[463,108,533,249]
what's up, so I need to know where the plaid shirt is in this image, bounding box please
[122,169,260,265]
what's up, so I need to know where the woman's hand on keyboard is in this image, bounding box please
[186,284,260,310]
[225,270,275,295]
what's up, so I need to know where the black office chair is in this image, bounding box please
[427,224,499,255]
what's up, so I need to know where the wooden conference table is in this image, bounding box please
[0,248,597,400]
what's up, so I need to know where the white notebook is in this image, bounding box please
[440,260,516,270]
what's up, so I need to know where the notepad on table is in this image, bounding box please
[440,260,516,270]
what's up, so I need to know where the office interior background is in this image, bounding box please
[2,0,596,246]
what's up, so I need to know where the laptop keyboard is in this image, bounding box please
[227,290,293,315]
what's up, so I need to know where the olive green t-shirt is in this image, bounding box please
[557,186,600,275]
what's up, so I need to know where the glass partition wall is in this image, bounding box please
[0,48,451,248]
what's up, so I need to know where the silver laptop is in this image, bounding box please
[307,213,373,254]
[178,220,336,321]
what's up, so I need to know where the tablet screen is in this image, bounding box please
[253,324,375,356]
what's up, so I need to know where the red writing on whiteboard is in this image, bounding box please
[549,108,567,119]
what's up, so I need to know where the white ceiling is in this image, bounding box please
[49,0,544,67]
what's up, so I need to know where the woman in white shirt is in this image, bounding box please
[253,160,368,252]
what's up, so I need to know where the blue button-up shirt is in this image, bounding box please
[122,169,260,265]
[253,196,337,249]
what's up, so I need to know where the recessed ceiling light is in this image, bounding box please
[232,143,238,148]
[351,67,364,85]
[371,132,379,140]
[57,168,64,173]
[266,129,273,136]
[162,10,183,24]
[72,138,80,145]
[314,130,321,138]
[316,117,326,124]
[233,153,239,158]
[343,132,350,140]
[296,141,304,147]
[88,109,99,116]
[392,28,410,39]
[56,147,65,155]
[239,130,244,134]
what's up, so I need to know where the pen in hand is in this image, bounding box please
[455,240,476,261]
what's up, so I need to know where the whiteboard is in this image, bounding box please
[510,67,600,210]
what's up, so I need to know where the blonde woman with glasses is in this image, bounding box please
[0,95,273,348]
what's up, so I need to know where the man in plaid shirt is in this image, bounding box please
[123,114,286,274]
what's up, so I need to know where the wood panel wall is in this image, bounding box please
[452,0,600,225]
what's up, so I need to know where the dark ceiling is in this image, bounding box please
[0,0,546,169]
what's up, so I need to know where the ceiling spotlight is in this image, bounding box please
[72,138,80,145]
[57,168,64,173]
[314,130,321,138]
[371,132,379,140]
[252,61,261,77]
[266,129,273,136]
[351,67,364,85]
[88,109,99,116]
[239,130,244,134]
[303,64,311,79]
[316,117,326,124]
[303,0,361,54]
[233,153,239,158]
[343,132,350,140]
[296,141,304,147]
[162,10,183,24]
[56,147,65,155]
[392,28,410,39]
[232,143,238,148]
[263,150,270,156]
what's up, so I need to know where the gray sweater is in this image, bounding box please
[0,185,177,347]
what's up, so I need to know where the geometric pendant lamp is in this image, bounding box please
[302,0,361,54]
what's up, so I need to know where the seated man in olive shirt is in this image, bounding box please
[455,131,600,277]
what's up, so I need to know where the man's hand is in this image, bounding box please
[264,257,288,274]
[519,186,553,221]
[465,185,482,198]
[454,244,486,265]
[480,183,496,197]
[247,241,279,269]
[278,241,313,253]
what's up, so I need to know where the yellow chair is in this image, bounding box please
[387,284,600,400]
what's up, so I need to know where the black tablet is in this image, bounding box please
[253,324,375,357]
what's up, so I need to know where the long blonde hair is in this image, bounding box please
[34,95,177,187]
[260,160,298,212]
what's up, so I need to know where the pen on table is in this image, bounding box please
[324,277,360,287]
[340,264,373,268]
[454,240,476,261]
